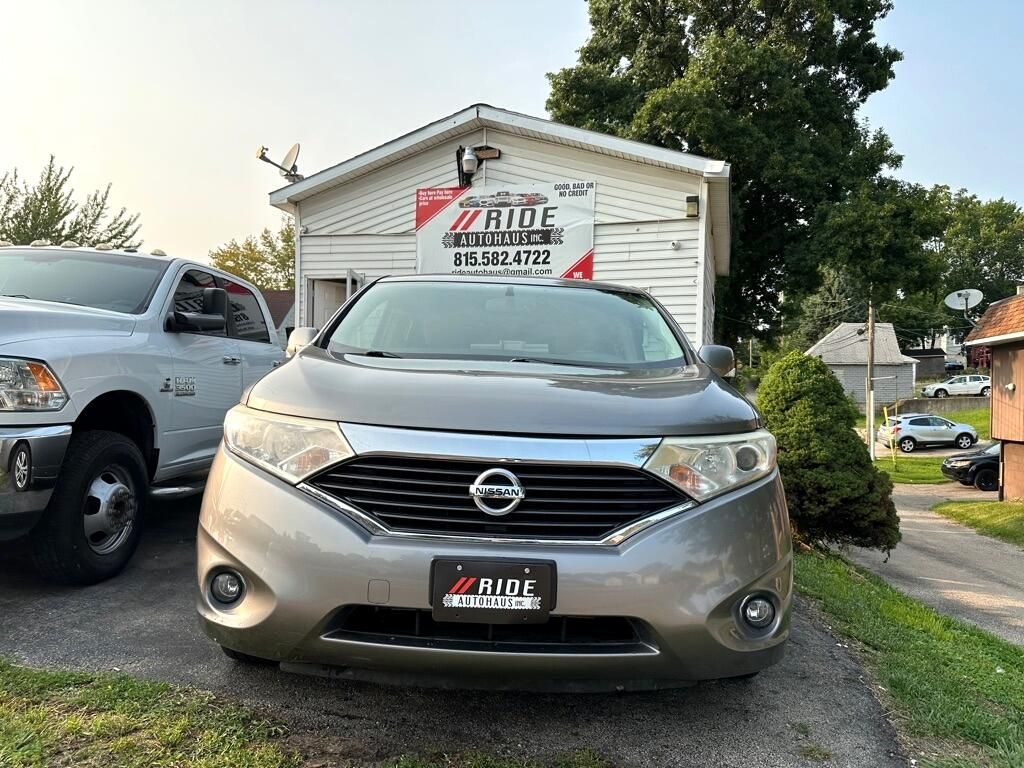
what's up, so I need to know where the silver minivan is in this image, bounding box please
[196,276,792,690]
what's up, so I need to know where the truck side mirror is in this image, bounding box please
[167,287,228,334]
[698,344,736,379]
[286,327,318,358]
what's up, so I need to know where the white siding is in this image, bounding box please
[831,363,917,406]
[592,220,700,340]
[300,129,700,236]
[294,129,708,333]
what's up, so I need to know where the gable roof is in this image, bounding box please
[965,293,1024,346]
[806,322,919,365]
[269,103,731,274]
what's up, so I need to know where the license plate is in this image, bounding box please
[431,559,555,624]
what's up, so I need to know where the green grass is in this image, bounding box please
[932,501,1024,548]
[795,550,1024,768]
[0,658,614,768]
[873,456,947,484]
[0,658,299,768]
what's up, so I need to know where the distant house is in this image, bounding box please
[965,289,1024,499]
[260,289,295,348]
[902,347,947,379]
[806,322,919,406]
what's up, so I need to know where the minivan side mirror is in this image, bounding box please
[167,287,228,333]
[286,327,319,358]
[698,344,736,378]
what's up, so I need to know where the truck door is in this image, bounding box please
[221,276,283,390]
[162,268,242,473]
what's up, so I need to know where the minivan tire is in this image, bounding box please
[899,437,917,453]
[974,468,998,492]
[30,430,147,585]
[955,434,975,450]
[981,386,991,397]
[935,389,948,398]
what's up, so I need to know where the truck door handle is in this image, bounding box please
[222,356,241,365]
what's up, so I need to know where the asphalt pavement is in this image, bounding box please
[0,499,905,768]
[849,483,1024,645]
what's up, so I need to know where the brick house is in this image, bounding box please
[965,290,1024,499]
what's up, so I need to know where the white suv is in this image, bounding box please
[922,375,991,398]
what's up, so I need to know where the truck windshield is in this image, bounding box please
[0,250,169,313]
[325,281,688,368]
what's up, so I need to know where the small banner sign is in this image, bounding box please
[415,182,596,279]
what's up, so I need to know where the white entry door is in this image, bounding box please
[310,271,366,329]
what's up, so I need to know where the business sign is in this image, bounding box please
[415,182,596,279]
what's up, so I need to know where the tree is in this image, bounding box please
[940,190,1024,311]
[758,351,900,550]
[790,266,864,351]
[209,220,295,290]
[0,156,140,247]
[810,178,947,308]
[547,0,902,345]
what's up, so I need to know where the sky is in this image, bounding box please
[1,0,1021,259]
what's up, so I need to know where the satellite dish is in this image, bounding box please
[280,143,300,176]
[944,289,983,311]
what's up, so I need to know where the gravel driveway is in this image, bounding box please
[0,500,904,768]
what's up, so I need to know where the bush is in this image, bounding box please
[758,351,900,551]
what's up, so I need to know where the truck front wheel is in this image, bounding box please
[30,431,147,585]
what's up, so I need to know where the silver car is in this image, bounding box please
[876,413,978,453]
[197,276,792,690]
[921,375,991,398]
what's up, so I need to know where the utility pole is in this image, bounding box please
[866,299,876,460]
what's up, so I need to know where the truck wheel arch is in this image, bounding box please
[73,391,158,479]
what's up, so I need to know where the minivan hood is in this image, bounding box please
[245,347,760,437]
[0,297,135,346]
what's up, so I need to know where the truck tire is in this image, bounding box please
[30,430,147,585]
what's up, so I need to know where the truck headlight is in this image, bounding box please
[0,358,68,411]
[644,430,777,501]
[223,405,353,484]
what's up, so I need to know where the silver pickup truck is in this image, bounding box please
[0,243,283,583]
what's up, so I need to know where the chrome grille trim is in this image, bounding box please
[298,482,695,547]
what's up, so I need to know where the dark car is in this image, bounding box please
[941,442,1000,491]
[944,359,965,372]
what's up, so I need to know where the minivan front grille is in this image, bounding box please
[307,455,688,540]
[325,606,653,654]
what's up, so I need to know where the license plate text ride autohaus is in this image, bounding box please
[432,560,555,624]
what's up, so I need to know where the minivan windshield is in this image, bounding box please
[325,281,688,368]
[0,250,169,313]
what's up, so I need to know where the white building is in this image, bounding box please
[807,322,919,406]
[269,104,731,345]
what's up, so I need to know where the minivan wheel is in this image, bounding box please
[899,437,917,453]
[30,431,147,585]
[955,434,975,450]
[974,468,998,492]
[935,389,948,398]
[981,386,991,397]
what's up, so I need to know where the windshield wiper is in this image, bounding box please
[508,357,606,368]
[356,350,403,358]
[1,294,31,299]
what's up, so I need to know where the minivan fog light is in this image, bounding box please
[741,595,775,629]
[211,571,244,605]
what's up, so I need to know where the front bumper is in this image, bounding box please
[197,448,793,689]
[0,424,72,539]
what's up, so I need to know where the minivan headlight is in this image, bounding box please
[644,430,777,501]
[223,405,353,484]
[0,358,68,411]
